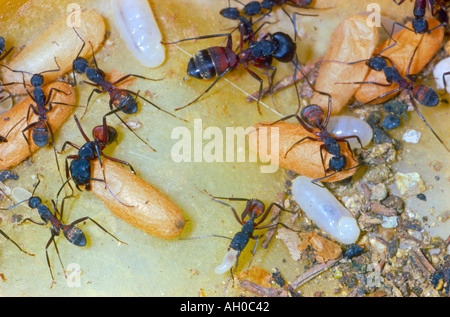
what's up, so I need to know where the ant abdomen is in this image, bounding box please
[272,32,296,62]
[63,225,87,247]
[93,125,118,145]
[413,85,439,107]
[301,104,324,128]
[31,121,49,147]
[112,91,138,114]
[187,47,237,80]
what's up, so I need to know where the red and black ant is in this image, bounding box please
[220,0,319,41]
[336,37,450,152]
[0,64,76,180]
[56,115,136,206]
[200,193,298,294]
[264,64,363,183]
[70,28,185,151]
[163,29,297,114]
[2,174,125,286]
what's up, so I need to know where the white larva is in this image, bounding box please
[327,115,373,149]
[214,249,238,274]
[291,176,360,244]
[111,0,165,68]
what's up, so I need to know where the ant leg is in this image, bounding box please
[253,62,278,111]
[82,88,102,119]
[162,33,232,45]
[285,136,318,158]
[69,216,127,245]
[90,177,136,208]
[100,153,136,174]
[254,202,297,227]
[44,232,64,287]
[244,65,264,115]
[124,89,187,122]
[0,229,34,256]
[360,87,401,105]
[45,121,65,185]
[112,73,164,86]
[73,115,92,143]
[0,46,13,61]
[209,196,250,225]
[103,104,157,152]
[175,67,233,111]
[407,92,450,152]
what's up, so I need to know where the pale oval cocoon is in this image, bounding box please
[1,9,105,94]
[292,175,360,244]
[248,122,359,183]
[90,160,185,239]
[0,82,75,169]
[310,14,378,115]
[354,18,444,104]
[111,0,166,68]
[433,56,450,93]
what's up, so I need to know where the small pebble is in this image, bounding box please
[381,114,401,130]
[402,129,421,144]
[372,126,393,144]
[395,172,426,196]
[384,100,407,115]
[382,215,399,229]
[381,195,404,214]
[366,111,381,128]
[416,193,427,201]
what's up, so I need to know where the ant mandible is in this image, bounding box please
[163,28,296,114]
[2,174,125,287]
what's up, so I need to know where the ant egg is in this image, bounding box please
[215,249,238,274]
[291,176,360,244]
[327,115,373,148]
[112,0,165,68]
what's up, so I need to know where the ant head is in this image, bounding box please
[272,32,296,63]
[328,155,347,172]
[368,56,387,72]
[85,67,105,84]
[0,37,5,52]
[412,85,439,107]
[220,7,240,20]
[30,74,44,87]
[244,1,262,16]
[92,125,118,146]
[73,57,89,74]
[412,18,428,33]
[28,196,42,209]
[301,104,324,128]
[63,225,87,247]
[243,199,265,219]
[261,0,276,9]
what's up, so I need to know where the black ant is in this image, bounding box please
[1,174,125,286]
[391,0,446,34]
[163,29,297,113]
[0,64,76,181]
[336,36,450,152]
[56,115,136,206]
[70,27,185,151]
[194,191,298,295]
[263,65,363,183]
[220,0,319,41]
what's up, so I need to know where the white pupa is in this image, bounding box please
[111,0,165,68]
[327,115,373,149]
[291,176,360,244]
[214,249,238,274]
